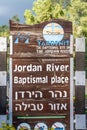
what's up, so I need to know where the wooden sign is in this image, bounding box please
[9,19,73,130]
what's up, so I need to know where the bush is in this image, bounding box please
[0,122,15,130]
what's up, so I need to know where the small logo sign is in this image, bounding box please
[43,23,64,45]
[17,123,31,130]
[34,122,48,130]
[51,122,65,130]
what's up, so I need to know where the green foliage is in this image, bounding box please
[0,25,9,37]
[24,0,65,24]
[51,0,71,8]
[0,15,20,37]
[65,0,87,37]
[24,0,87,37]
[24,10,35,24]
[11,15,20,23]
[0,123,15,130]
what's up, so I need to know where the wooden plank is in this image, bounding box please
[75,86,85,114]
[76,52,85,70]
[0,53,6,71]
[0,86,6,114]
[9,19,72,33]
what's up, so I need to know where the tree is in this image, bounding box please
[81,0,87,2]
[24,0,87,37]
[0,25,9,37]
[11,15,20,23]
[51,0,71,8]
[65,0,87,37]
[24,0,65,24]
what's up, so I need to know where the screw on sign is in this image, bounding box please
[51,122,65,130]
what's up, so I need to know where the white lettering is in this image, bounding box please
[46,63,69,72]
[14,64,42,72]
[49,103,67,110]
[14,75,48,85]
[51,76,69,85]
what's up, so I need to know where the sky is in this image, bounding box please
[0,0,36,26]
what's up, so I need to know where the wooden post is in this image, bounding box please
[75,37,85,113]
[9,36,13,125]
[0,37,7,127]
[75,37,86,129]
